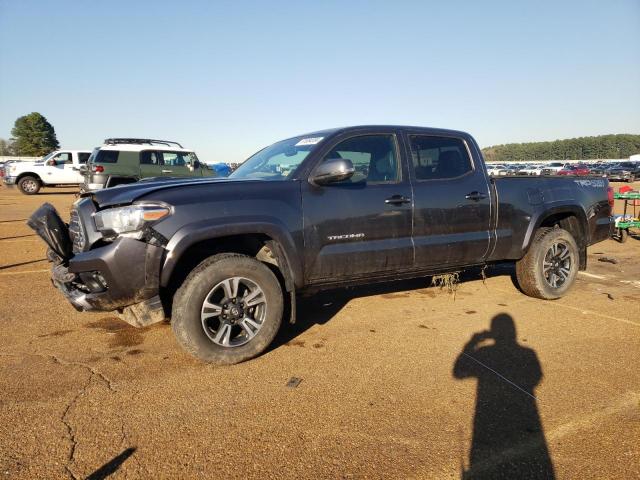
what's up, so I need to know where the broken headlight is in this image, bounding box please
[93,204,170,238]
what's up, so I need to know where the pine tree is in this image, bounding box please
[10,112,60,156]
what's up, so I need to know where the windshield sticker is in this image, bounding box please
[574,179,605,188]
[295,137,324,146]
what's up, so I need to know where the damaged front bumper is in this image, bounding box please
[28,202,166,327]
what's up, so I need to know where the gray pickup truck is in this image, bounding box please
[29,125,613,364]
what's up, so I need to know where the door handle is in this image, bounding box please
[162,169,173,173]
[385,195,412,205]
[465,191,487,201]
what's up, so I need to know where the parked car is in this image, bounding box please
[557,164,591,176]
[486,164,506,176]
[29,125,613,364]
[605,162,638,182]
[3,150,92,194]
[540,162,568,175]
[518,164,545,176]
[81,138,214,192]
[505,165,521,176]
[587,163,609,176]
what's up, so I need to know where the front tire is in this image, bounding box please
[515,227,579,300]
[171,253,284,364]
[18,176,41,195]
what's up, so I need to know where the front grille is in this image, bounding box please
[68,208,86,253]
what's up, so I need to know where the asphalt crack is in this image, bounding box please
[48,354,116,392]
[46,355,118,479]
[60,370,93,480]
[0,352,118,479]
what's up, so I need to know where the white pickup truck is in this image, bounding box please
[3,150,92,194]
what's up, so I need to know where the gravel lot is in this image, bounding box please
[0,183,638,479]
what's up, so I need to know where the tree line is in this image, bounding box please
[482,134,640,163]
[3,113,639,164]
[0,112,59,156]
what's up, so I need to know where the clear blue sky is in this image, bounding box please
[1,0,638,162]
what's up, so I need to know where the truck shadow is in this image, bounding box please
[453,313,555,479]
[270,264,520,350]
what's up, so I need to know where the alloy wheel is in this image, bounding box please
[542,242,572,289]
[200,276,267,347]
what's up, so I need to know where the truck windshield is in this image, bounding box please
[230,135,324,180]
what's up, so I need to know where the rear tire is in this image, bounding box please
[18,176,41,195]
[171,253,284,364]
[515,227,579,300]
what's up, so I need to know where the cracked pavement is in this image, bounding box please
[0,185,639,479]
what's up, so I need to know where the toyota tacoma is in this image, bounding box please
[28,126,613,364]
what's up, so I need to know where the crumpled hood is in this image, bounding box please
[88,176,241,208]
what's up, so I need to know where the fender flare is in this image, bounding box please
[159,218,304,289]
[522,204,588,253]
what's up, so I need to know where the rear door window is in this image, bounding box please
[140,151,163,165]
[408,136,473,180]
[78,153,90,164]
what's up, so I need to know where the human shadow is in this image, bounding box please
[86,447,136,479]
[453,314,555,479]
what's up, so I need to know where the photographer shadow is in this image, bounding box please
[453,313,555,479]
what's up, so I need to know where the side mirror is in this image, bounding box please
[46,159,56,166]
[193,160,201,169]
[310,159,354,185]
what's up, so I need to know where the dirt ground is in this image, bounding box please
[0,182,638,479]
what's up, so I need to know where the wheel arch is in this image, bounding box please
[524,206,589,269]
[160,222,303,294]
[17,171,43,183]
